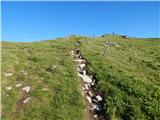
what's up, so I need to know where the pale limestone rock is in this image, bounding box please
[86,96,92,104]
[78,74,92,83]
[42,87,50,91]
[23,97,31,104]
[6,86,12,91]
[16,83,22,88]
[5,73,13,77]
[22,86,30,93]
[79,63,86,69]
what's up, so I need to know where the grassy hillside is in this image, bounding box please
[1,35,160,120]
[78,35,160,120]
[1,39,85,120]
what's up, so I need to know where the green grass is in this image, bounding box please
[78,36,160,120]
[1,39,85,120]
[1,35,160,120]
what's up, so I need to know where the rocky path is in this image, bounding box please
[71,49,106,120]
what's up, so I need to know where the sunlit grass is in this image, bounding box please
[1,35,160,120]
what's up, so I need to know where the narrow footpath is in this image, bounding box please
[71,49,106,120]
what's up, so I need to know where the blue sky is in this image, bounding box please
[2,1,160,42]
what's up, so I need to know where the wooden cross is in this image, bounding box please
[103,41,110,56]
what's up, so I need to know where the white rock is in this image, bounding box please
[5,73,13,77]
[96,95,103,101]
[6,86,12,91]
[94,114,98,118]
[42,87,50,91]
[78,74,92,83]
[22,86,30,93]
[84,84,89,90]
[83,70,87,75]
[79,63,86,69]
[82,86,85,91]
[75,59,86,63]
[92,104,97,109]
[16,83,22,88]
[88,91,94,97]
[51,66,57,70]
[86,96,92,104]
[71,50,74,57]
[76,55,80,58]
[23,97,31,104]
[78,73,83,77]
[91,82,95,86]
[92,104,102,111]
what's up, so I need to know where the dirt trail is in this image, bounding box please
[81,80,97,120]
[71,49,106,120]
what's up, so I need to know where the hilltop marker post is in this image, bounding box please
[103,41,110,56]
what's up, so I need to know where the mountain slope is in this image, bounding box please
[1,35,160,120]
[1,39,84,120]
[78,35,160,120]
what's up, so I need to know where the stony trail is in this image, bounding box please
[71,49,106,120]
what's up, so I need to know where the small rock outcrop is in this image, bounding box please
[22,86,30,93]
[6,86,12,91]
[16,83,22,88]
[5,73,13,77]
[22,97,31,104]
